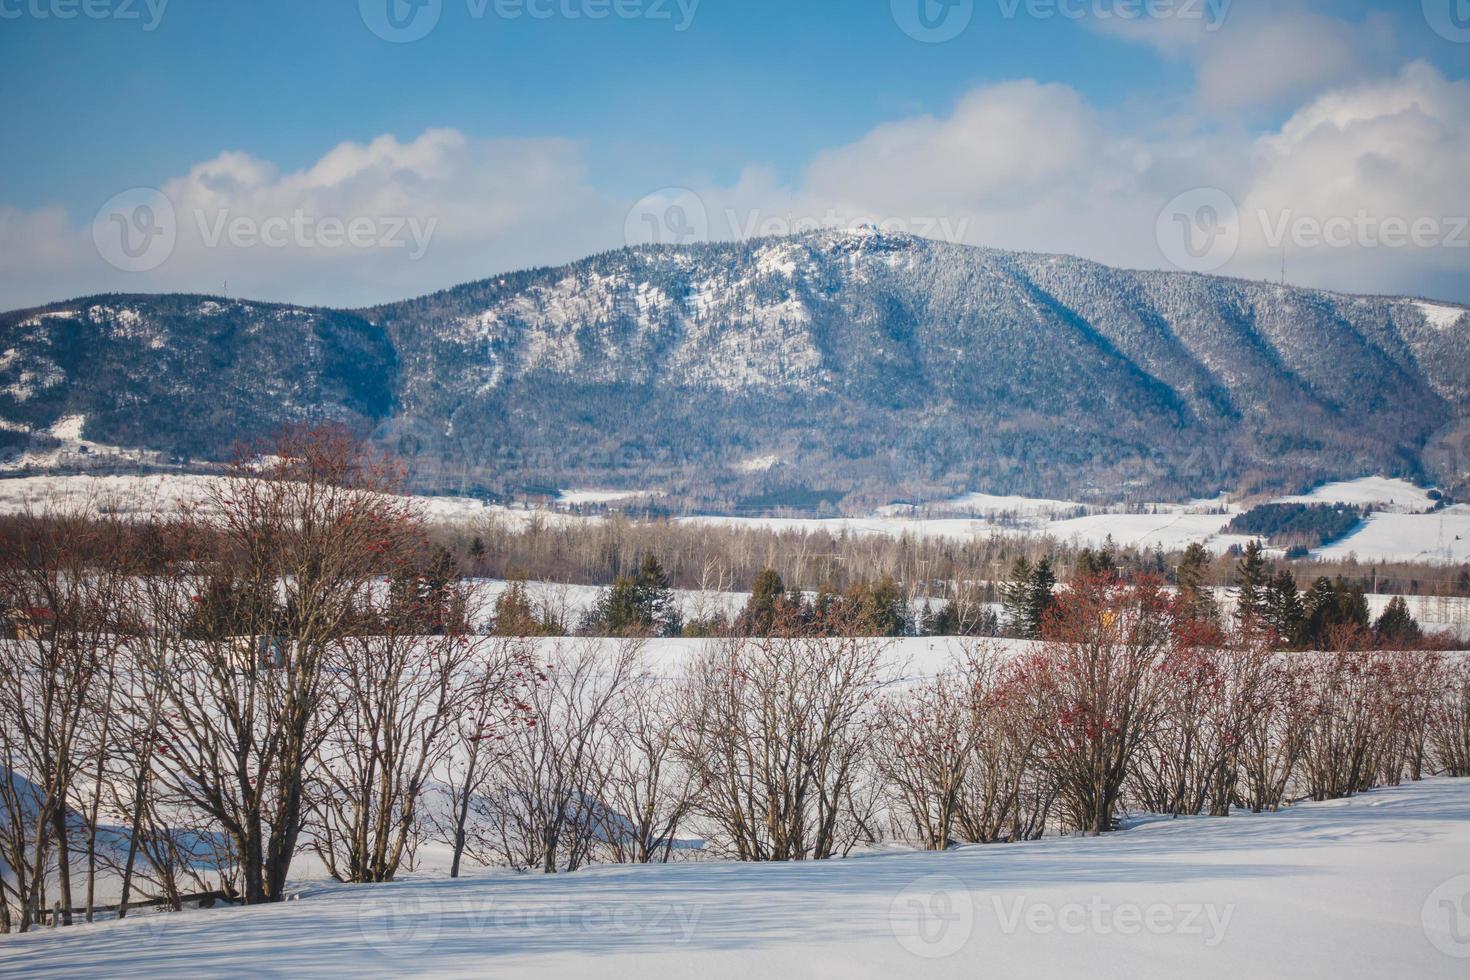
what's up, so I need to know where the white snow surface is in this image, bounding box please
[1280,476,1438,514]
[5,778,1470,978]
[557,489,664,506]
[1414,300,1467,331]
[1313,510,1470,565]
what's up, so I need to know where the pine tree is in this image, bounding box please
[1235,540,1270,627]
[1027,558,1058,638]
[742,568,785,635]
[1001,557,1033,637]
[1302,576,1370,648]
[1175,542,1218,624]
[1374,595,1422,648]
[1005,557,1056,639]
[1263,570,1305,647]
[635,554,680,636]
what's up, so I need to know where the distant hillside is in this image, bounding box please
[2,229,1467,509]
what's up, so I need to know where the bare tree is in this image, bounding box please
[0,509,121,931]
[597,672,699,863]
[674,633,889,861]
[476,639,640,873]
[310,572,493,883]
[146,426,419,904]
[1027,576,1172,835]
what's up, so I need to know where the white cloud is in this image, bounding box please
[2,60,1468,311]
[1092,3,1395,111]
[0,131,620,310]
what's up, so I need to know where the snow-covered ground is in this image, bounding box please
[1279,476,1440,514]
[5,778,1469,978]
[557,489,664,506]
[1314,509,1470,565]
[0,473,1464,565]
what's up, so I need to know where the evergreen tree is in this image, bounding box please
[1263,570,1306,647]
[1374,596,1422,648]
[1001,557,1033,637]
[843,575,908,637]
[386,547,463,635]
[1005,557,1056,639]
[1076,546,1117,580]
[741,568,785,635]
[1235,540,1270,626]
[634,554,680,636]
[1175,542,1218,624]
[1302,576,1371,648]
[589,554,680,636]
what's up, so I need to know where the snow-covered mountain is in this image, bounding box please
[2,228,1467,506]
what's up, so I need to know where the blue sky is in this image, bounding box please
[2,0,1469,307]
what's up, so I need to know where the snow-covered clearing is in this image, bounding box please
[4,778,1469,978]
[1280,477,1440,514]
[1315,509,1470,565]
[1414,300,1467,332]
[557,490,664,506]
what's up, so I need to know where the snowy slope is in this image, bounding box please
[1280,476,1439,514]
[1314,510,1470,564]
[5,778,1470,978]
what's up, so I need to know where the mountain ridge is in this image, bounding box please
[2,229,1467,509]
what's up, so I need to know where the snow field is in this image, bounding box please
[4,779,1470,979]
